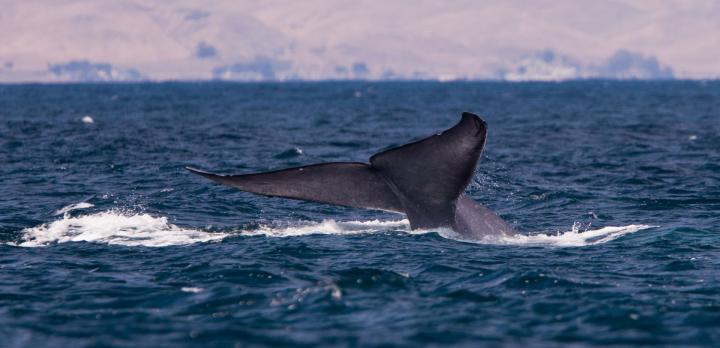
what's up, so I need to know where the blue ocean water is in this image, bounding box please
[0,81,718,347]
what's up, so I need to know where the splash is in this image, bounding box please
[15,210,227,247]
[245,219,410,237]
[13,205,654,248]
[54,202,94,216]
[470,223,657,247]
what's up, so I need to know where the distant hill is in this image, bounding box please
[0,1,717,82]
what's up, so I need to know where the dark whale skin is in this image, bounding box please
[187,112,516,239]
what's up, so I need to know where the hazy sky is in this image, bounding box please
[0,0,718,82]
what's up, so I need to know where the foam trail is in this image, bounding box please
[54,202,94,216]
[13,206,653,248]
[240,220,653,247]
[466,224,657,247]
[15,211,227,247]
[245,219,410,237]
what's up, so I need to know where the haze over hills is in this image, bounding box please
[0,0,717,82]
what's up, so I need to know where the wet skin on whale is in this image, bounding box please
[187,112,516,239]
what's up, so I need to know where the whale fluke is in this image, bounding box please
[185,163,404,212]
[188,112,516,238]
[370,113,486,229]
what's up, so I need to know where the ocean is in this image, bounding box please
[0,81,718,347]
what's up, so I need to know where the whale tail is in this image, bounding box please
[185,163,404,213]
[368,112,486,228]
[187,112,509,235]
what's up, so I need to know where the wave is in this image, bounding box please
[12,204,655,248]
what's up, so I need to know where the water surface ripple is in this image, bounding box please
[1,82,719,347]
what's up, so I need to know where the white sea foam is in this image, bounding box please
[15,211,227,247]
[181,287,204,293]
[13,205,654,248]
[469,223,656,247]
[54,202,94,216]
[244,219,410,237]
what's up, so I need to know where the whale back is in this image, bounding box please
[453,195,516,237]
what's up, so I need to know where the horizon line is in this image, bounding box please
[1,78,719,85]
